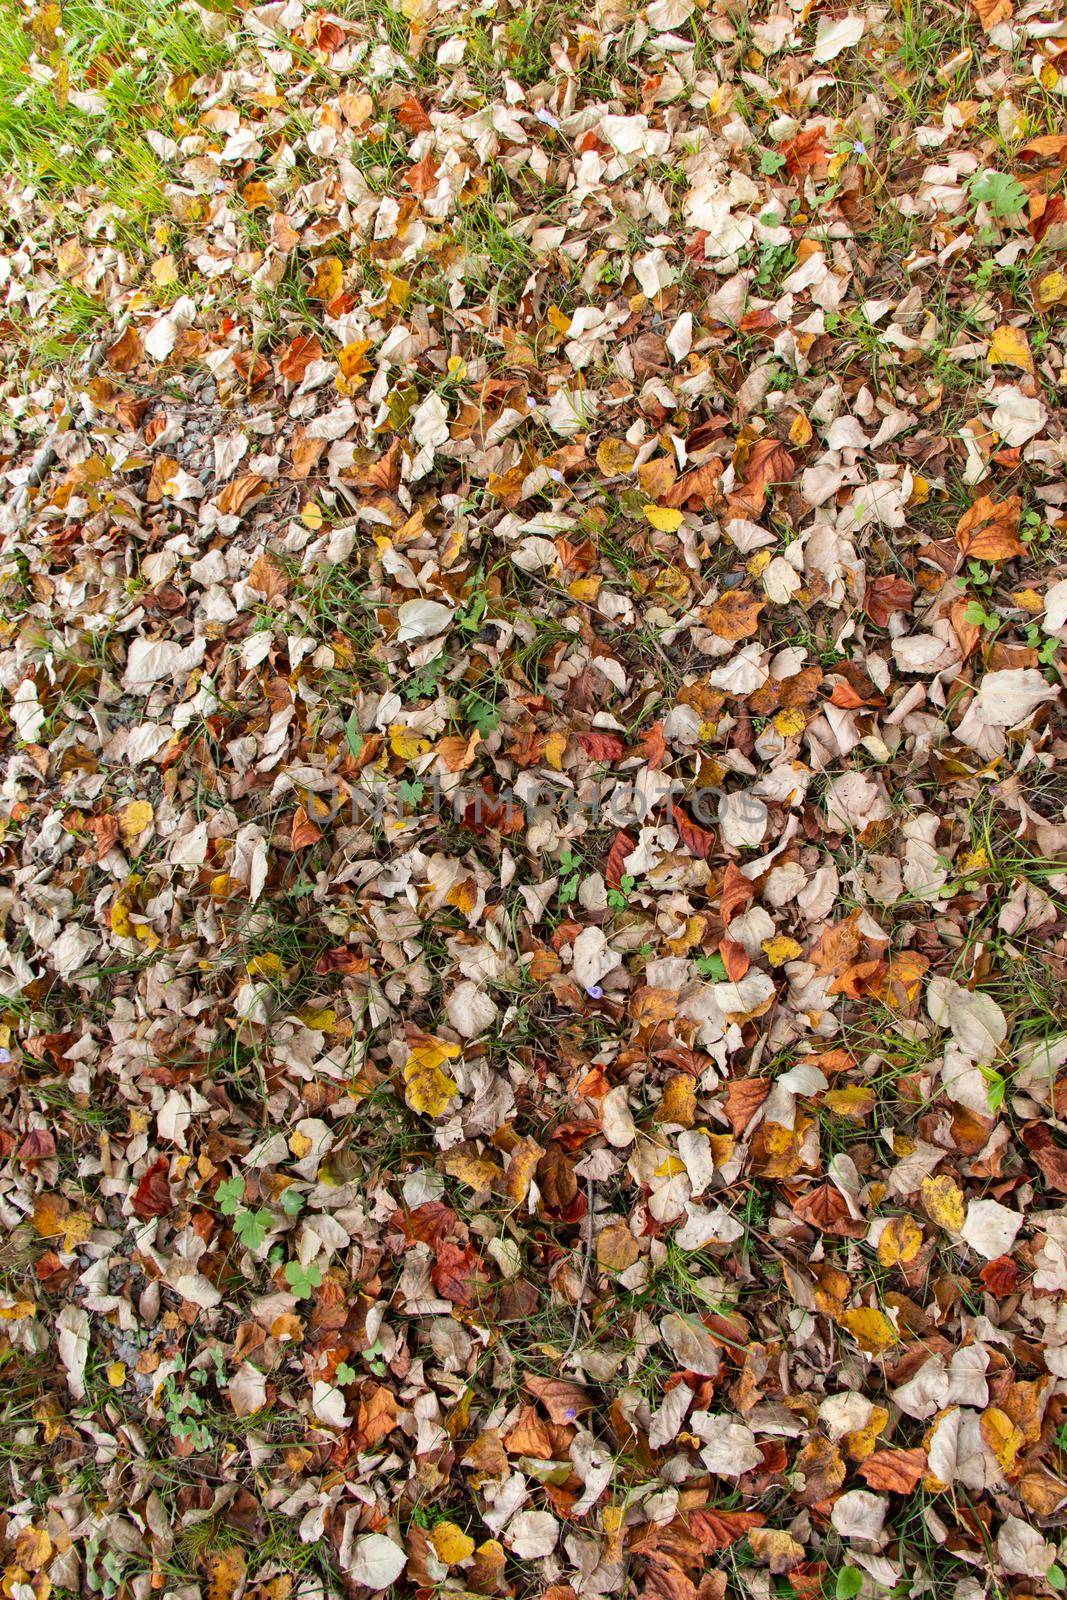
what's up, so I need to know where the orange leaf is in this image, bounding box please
[248,550,288,600]
[954,494,1025,562]
[721,1077,770,1136]
[278,333,322,383]
[720,862,755,925]
[291,806,322,849]
[405,152,440,196]
[704,591,765,641]
[395,95,431,131]
[687,1509,766,1552]
[971,0,1011,25]
[218,474,269,519]
[859,1446,927,1493]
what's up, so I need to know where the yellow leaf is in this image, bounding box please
[389,724,433,761]
[643,504,684,532]
[596,437,637,476]
[921,1174,965,1234]
[309,257,343,302]
[107,1362,127,1387]
[823,1085,876,1119]
[543,730,569,771]
[118,799,154,850]
[337,339,373,379]
[14,1527,52,1573]
[443,1151,501,1193]
[655,1074,696,1127]
[989,323,1033,371]
[838,1306,899,1354]
[568,575,601,602]
[432,1522,475,1565]
[445,878,478,916]
[749,1528,805,1574]
[300,502,324,529]
[150,253,179,287]
[404,1036,460,1117]
[296,1007,336,1033]
[980,1405,1026,1476]
[789,412,813,446]
[596,1219,641,1272]
[774,707,807,737]
[762,935,803,966]
[110,877,140,937]
[246,952,287,980]
[204,1547,248,1600]
[1035,269,1067,311]
[877,1214,924,1269]
[842,1403,889,1461]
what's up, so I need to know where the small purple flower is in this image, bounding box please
[586,984,604,1000]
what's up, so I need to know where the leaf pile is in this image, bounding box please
[1,0,1067,1595]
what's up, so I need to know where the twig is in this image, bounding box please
[561,1173,595,1366]
[12,297,140,522]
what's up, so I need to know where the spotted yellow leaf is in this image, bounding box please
[309,257,343,302]
[762,935,803,966]
[597,437,637,476]
[921,1174,965,1234]
[837,1306,899,1354]
[404,1036,460,1117]
[389,725,433,761]
[980,1405,1026,1476]
[823,1085,876,1119]
[877,1214,924,1269]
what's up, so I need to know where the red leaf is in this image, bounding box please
[780,126,830,178]
[673,807,717,860]
[792,1182,864,1237]
[432,1238,480,1304]
[605,829,636,889]
[578,731,625,762]
[1023,1123,1067,1193]
[859,1447,927,1493]
[863,576,915,628]
[132,1157,173,1219]
[718,938,749,981]
[980,1255,1018,1295]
